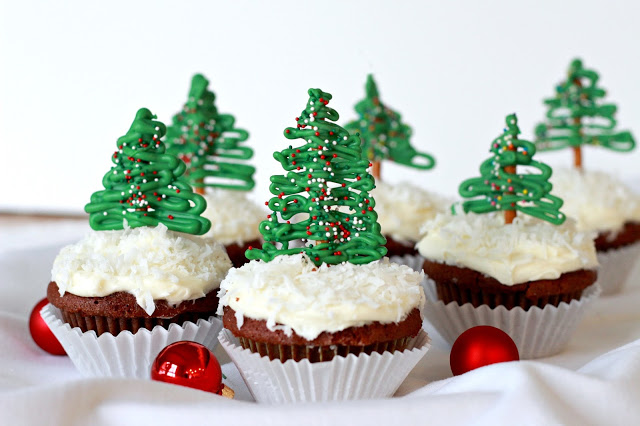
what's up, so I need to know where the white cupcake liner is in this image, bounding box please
[422,279,601,359]
[41,303,223,378]
[389,254,425,272]
[596,241,640,296]
[218,329,430,403]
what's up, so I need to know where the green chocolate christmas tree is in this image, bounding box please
[535,59,635,169]
[345,74,435,180]
[85,108,211,235]
[458,113,565,225]
[165,74,255,193]
[246,88,387,266]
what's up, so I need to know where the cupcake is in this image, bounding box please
[345,75,440,260]
[548,169,640,294]
[220,254,424,362]
[419,213,598,309]
[48,224,230,336]
[42,108,231,378]
[534,58,638,294]
[218,88,430,403]
[419,114,599,359]
[165,74,263,267]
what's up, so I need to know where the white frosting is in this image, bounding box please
[202,188,264,245]
[51,224,232,315]
[417,213,598,285]
[372,181,452,242]
[217,254,425,340]
[550,168,640,233]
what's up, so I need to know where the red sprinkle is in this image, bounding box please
[168,215,174,220]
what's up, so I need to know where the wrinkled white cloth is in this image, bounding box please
[1,220,640,425]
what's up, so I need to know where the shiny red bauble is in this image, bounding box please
[450,325,519,376]
[151,341,223,394]
[29,298,66,355]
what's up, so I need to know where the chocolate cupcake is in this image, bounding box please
[218,88,431,402]
[550,168,640,295]
[418,114,600,359]
[164,74,262,268]
[344,75,441,265]
[533,59,638,295]
[48,225,230,336]
[218,255,429,402]
[418,213,598,309]
[42,108,231,378]
[219,255,423,362]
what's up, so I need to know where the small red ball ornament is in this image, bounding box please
[450,326,519,376]
[151,341,223,394]
[29,298,66,355]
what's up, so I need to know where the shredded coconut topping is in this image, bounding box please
[218,254,424,340]
[202,188,264,245]
[551,168,640,233]
[417,212,598,285]
[51,223,232,315]
[372,181,452,242]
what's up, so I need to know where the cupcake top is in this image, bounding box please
[201,188,264,245]
[550,168,640,234]
[218,254,424,340]
[417,212,598,285]
[372,181,451,242]
[52,224,231,315]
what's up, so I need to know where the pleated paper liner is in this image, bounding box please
[41,303,223,378]
[422,279,601,359]
[596,241,640,296]
[219,329,431,403]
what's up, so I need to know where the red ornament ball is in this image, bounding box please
[450,326,519,376]
[151,341,223,394]
[29,298,66,356]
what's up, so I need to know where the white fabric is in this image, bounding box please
[2,220,640,425]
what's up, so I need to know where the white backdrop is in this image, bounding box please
[1,0,640,214]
